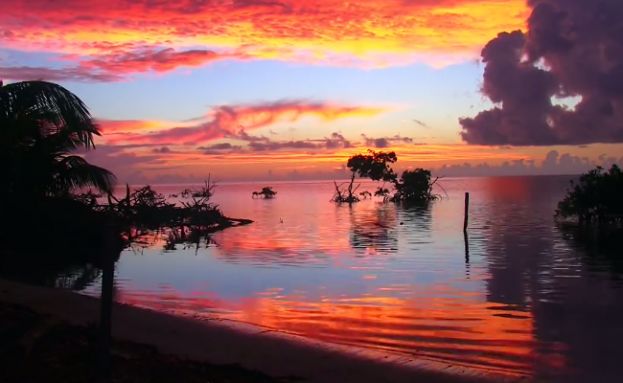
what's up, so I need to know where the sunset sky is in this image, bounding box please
[2,0,622,183]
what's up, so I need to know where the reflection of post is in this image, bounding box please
[463,192,470,273]
[464,230,470,264]
[463,192,469,233]
[97,223,116,381]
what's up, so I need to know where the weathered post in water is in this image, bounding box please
[463,192,469,233]
[97,222,118,382]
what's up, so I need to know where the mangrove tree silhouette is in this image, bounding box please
[556,165,623,227]
[333,150,439,204]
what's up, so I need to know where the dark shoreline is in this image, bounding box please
[0,278,519,383]
[1,301,278,383]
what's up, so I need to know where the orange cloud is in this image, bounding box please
[97,119,174,134]
[0,48,238,82]
[81,48,234,74]
[84,136,623,183]
[105,100,385,145]
[0,0,529,80]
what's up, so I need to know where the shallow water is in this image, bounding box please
[78,176,623,381]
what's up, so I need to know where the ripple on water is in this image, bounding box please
[76,177,623,381]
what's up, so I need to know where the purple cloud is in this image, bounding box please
[460,0,623,146]
[0,48,233,83]
[435,150,623,177]
[361,134,414,148]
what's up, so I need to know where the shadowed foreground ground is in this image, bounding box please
[0,279,521,383]
[0,303,279,383]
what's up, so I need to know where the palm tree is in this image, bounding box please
[0,80,115,199]
[1,80,121,379]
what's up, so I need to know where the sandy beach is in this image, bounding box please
[0,278,525,383]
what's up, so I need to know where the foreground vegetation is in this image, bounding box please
[556,165,623,227]
[1,81,116,201]
[0,80,252,381]
[1,80,122,268]
[1,80,250,261]
[333,150,440,204]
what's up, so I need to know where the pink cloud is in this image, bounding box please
[0,0,528,78]
[106,100,384,145]
[0,48,238,82]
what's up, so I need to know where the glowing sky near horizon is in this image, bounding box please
[2,0,622,182]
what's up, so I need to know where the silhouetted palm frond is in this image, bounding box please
[1,81,115,197]
[0,80,99,149]
[56,156,117,195]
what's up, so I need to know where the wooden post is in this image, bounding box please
[463,192,469,233]
[97,223,117,382]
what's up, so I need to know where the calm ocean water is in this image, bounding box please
[77,176,623,381]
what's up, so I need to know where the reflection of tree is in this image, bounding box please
[54,264,102,290]
[398,202,433,233]
[558,224,623,274]
[348,203,432,254]
[349,204,397,254]
[0,236,121,289]
[481,177,561,307]
[164,226,213,252]
[549,224,623,381]
[480,176,623,381]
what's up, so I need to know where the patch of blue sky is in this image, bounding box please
[0,48,70,68]
[61,58,488,133]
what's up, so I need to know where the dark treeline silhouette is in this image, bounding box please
[103,179,250,240]
[556,165,623,227]
[332,150,440,204]
[555,165,623,267]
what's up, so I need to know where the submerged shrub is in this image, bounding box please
[333,150,439,204]
[391,169,439,203]
[252,186,277,199]
[103,179,238,233]
[333,150,397,203]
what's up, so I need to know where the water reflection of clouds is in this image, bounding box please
[110,283,537,378]
[72,178,623,381]
[348,202,434,256]
[349,203,400,255]
[211,200,433,264]
[477,177,623,381]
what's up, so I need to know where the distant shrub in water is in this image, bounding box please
[347,150,398,183]
[333,150,438,204]
[391,169,440,203]
[556,165,623,226]
[252,186,277,199]
[333,150,397,203]
[374,187,391,201]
